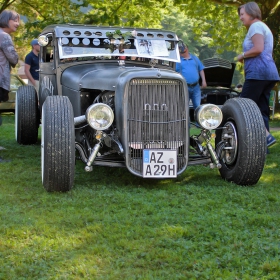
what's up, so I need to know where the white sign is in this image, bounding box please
[135,39,169,57]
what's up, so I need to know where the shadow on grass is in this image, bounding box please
[73,159,231,192]
[1,113,279,193]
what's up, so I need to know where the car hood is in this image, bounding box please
[202,58,236,88]
[60,63,181,91]
[61,63,129,91]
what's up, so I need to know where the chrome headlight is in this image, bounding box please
[86,103,114,130]
[194,104,223,130]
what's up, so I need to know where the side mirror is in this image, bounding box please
[38,34,50,46]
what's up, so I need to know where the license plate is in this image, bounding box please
[143,149,177,178]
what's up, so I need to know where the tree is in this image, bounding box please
[162,8,244,85]
[0,0,86,61]
[1,0,279,68]
[0,0,16,13]
[161,9,216,59]
[1,0,172,60]
[174,0,280,67]
[81,0,171,28]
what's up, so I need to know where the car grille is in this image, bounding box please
[127,78,187,175]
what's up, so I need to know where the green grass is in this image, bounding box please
[0,112,280,280]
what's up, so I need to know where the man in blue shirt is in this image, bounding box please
[176,42,207,110]
[24,39,39,93]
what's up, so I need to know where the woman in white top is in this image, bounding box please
[236,2,280,149]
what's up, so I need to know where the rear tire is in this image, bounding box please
[15,85,39,145]
[41,96,75,192]
[215,98,266,185]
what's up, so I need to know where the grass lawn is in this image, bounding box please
[0,112,280,280]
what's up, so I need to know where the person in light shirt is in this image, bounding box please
[236,1,280,148]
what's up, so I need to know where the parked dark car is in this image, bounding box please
[0,74,25,112]
[15,24,266,192]
[201,57,240,105]
[189,57,240,120]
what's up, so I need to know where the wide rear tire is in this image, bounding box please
[15,85,39,145]
[215,98,266,185]
[41,96,75,192]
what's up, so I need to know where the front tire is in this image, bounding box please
[41,96,75,192]
[216,98,266,185]
[15,85,39,145]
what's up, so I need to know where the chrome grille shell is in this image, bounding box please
[125,78,188,176]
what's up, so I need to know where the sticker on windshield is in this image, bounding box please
[63,47,73,55]
[135,39,169,57]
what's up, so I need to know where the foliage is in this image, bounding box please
[105,30,135,40]
[0,0,15,13]
[174,0,280,67]
[0,113,280,279]
[0,0,85,62]
[1,0,280,69]
[1,0,172,60]
[161,9,244,85]
[9,0,85,33]
[161,9,215,59]
[82,0,171,28]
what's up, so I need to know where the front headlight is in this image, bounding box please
[86,103,114,130]
[194,104,223,130]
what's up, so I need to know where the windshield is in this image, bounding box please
[55,27,180,63]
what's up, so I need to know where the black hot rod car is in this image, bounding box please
[15,24,266,192]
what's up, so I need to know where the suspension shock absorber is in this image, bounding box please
[85,141,102,172]
[199,129,222,169]
[84,131,103,172]
[206,142,222,169]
